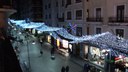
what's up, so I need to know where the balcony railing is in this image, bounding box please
[86,17,103,22]
[58,17,64,22]
[109,17,128,23]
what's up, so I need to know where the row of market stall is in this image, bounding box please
[10,19,128,72]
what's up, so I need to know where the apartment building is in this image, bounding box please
[15,0,43,22]
[65,0,86,36]
[43,0,128,38]
[43,0,58,26]
[85,0,128,39]
[43,0,86,36]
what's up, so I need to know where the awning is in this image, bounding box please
[35,25,62,32]
[55,28,80,41]
[20,22,44,28]
[10,20,26,25]
[69,32,128,56]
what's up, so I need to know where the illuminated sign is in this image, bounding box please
[62,40,68,48]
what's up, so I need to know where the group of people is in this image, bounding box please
[61,66,69,72]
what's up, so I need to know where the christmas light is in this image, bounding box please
[10,19,128,56]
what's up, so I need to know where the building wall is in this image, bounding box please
[85,0,128,39]
[65,0,86,35]
[17,0,43,22]
[43,0,128,39]
[43,0,58,26]
[43,0,86,35]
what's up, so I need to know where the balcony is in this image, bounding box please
[86,17,103,22]
[0,0,13,9]
[109,17,128,23]
[58,17,64,22]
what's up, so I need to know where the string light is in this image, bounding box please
[10,19,128,56]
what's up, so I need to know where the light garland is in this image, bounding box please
[48,32,61,40]
[35,25,62,32]
[10,19,128,56]
[56,28,80,40]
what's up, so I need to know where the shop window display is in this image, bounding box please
[84,45,88,59]
[89,46,109,66]
[114,56,128,72]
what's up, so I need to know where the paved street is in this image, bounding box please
[13,34,83,72]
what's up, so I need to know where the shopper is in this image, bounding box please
[83,63,90,72]
[51,47,55,55]
[39,50,43,57]
[66,65,69,72]
[39,38,43,46]
[61,66,65,72]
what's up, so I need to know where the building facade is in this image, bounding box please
[43,0,86,36]
[12,0,43,22]
[43,0,58,26]
[43,0,128,39]
[85,0,128,39]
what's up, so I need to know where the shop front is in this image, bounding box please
[83,44,89,60]
[57,39,69,56]
[114,55,128,72]
[89,46,105,66]
[56,39,73,57]
[86,45,109,72]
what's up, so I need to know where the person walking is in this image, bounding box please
[66,65,69,72]
[39,38,43,46]
[39,50,43,57]
[61,66,65,72]
[51,47,55,56]
[83,63,90,72]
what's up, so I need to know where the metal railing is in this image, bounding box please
[109,17,128,23]
[58,17,64,22]
[86,17,103,22]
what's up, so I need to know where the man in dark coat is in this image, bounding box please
[84,63,90,72]
[61,66,65,72]
[66,65,69,72]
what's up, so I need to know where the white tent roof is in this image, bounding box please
[69,32,128,56]
[10,20,26,25]
[35,25,62,32]
[9,19,128,56]
[56,28,80,40]
[20,22,44,28]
